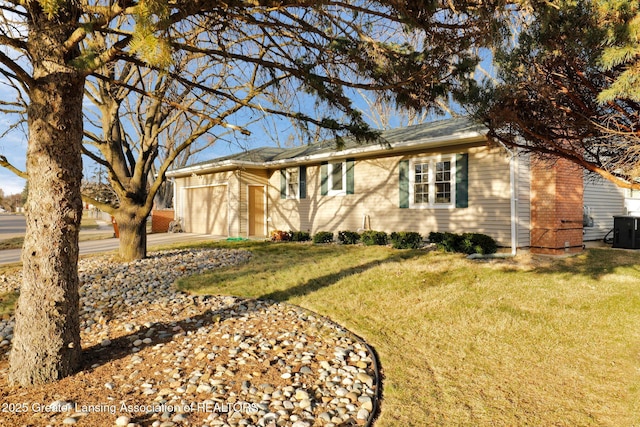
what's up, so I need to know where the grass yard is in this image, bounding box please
[176,242,640,426]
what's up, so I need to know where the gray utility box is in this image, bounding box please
[613,216,640,249]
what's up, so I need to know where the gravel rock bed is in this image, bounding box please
[0,248,380,427]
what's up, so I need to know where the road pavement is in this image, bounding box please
[0,213,26,239]
[0,214,223,265]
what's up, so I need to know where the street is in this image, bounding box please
[0,213,221,264]
[0,213,26,239]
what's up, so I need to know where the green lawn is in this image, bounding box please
[176,242,640,426]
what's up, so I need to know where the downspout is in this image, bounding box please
[171,178,177,221]
[497,141,518,256]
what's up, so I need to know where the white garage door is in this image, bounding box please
[183,185,228,235]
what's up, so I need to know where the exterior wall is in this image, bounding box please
[530,157,584,254]
[624,189,640,216]
[583,172,625,241]
[267,144,515,246]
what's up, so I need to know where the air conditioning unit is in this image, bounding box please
[613,216,640,249]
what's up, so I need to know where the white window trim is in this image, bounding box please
[327,161,347,196]
[285,167,299,199]
[409,155,456,209]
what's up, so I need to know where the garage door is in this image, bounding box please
[183,185,228,235]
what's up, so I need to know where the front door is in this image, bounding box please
[248,185,266,237]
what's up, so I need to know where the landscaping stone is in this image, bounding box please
[0,248,379,426]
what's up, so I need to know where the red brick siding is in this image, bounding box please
[152,209,175,233]
[530,157,583,254]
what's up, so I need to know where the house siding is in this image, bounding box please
[267,144,515,246]
[583,172,625,241]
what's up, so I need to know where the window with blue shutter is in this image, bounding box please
[399,154,468,208]
[281,167,306,199]
[321,160,352,196]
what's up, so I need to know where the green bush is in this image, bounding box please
[313,231,334,244]
[460,233,498,255]
[290,231,311,242]
[361,230,388,246]
[390,231,423,249]
[338,230,361,245]
[428,232,445,244]
[428,231,497,255]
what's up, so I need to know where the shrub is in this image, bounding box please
[290,231,311,242]
[313,231,334,244]
[361,230,388,246]
[390,231,423,249]
[428,231,445,244]
[460,233,498,255]
[428,231,497,254]
[338,230,361,245]
[270,230,291,242]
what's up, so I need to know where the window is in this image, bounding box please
[280,167,306,199]
[329,162,345,194]
[409,156,455,208]
[321,160,354,196]
[286,168,299,199]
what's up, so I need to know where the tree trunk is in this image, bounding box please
[115,208,148,261]
[9,64,85,384]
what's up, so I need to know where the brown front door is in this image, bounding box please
[248,185,266,237]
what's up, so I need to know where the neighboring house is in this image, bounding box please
[166,118,625,254]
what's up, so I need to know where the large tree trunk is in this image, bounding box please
[115,207,149,261]
[9,8,84,386]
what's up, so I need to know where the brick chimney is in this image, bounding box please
[530,156,584,254]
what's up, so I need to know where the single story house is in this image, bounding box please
[167,117,626,254]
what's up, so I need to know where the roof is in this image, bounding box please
[167,117,487,177]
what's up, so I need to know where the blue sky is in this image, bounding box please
[0,119,27,197]
[0,87,452,198]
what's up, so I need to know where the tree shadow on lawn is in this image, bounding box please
[258,250,423,302]
[525,247,640,280]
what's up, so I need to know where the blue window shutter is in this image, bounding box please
[346,158,355,195]
[280,169,287,199]
[399,160,409,208]
[321,162,328,196]
[299,166,307,199]
[455,153,469,208]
